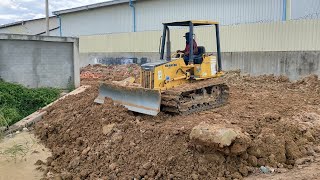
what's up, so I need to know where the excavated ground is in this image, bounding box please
[34,64,320,179]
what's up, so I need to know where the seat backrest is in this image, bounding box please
[197,46,205,55]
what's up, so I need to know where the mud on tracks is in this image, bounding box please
[34,70,320,179]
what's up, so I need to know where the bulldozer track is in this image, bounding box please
[161,79,229,115]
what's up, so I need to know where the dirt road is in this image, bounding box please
[0,131,50,180]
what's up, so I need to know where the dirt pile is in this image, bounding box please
[34,70,320,179]
[80,64,140,86]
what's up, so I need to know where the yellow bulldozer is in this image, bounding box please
[95,20,229,116]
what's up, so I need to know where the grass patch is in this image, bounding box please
[0,144,28,162]
[0,80,60,126]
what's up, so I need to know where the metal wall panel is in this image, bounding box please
[292,0,320,20]
[54,0,320,36]
[80,20,320,53]
[135,0,283,31]
[0,17,59,36]
[60,3,132,36]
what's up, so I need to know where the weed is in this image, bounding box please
[1,143,28,163]
[0,110,9,128]
[67,76,75,92]
[0,81,60,126]
[128,67,133,73]
[0,113,6,142]
[0,131,4,142]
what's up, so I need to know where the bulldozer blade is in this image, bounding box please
[94,83,161,116]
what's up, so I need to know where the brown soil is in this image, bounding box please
[34,66,320,179]
[80,64,140,86]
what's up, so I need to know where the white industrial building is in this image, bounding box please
[53,0,320,36]
[0,17,59,36]
[0,0,320,37]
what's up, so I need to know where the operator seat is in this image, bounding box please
[194,46,205,64]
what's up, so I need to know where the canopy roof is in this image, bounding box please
[163,20,218,26]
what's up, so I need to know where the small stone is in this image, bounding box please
[22,127,29,132]
[268,154,276,165]
[102,123,115,135]
[260,166,269,174]
[257,158,266,166]
[111,132,123,143]
[314,146,320,153]
[60,172,73,180]
[54,175,62,180]
[231,172,242,179]
[142,162,152,170]
[266,166,275,173]
[34,160,45,165]
[47,171,54,177]
[81,147,91,155]
[246,166,256,173]
[248,155,258,166]
[285,140,302,160]
[109,163,118,171]
[68,157,80,169]
[216,177,226,180]
[138,169,147,177]
[15,131,20,134]
[277,163,283,168]
[80,169,89,178]
[306,146,316,156]
[60,92,68,97]
[136,116,142,123]
[240,152,249,160]
[172,129,179,135]
[239,165,248,177]
[286,159,295,165]
[46,157,53,166]
[295,156,314,165]
[191,172,199,180]
[168,174,174,179]
[304,130,315,142]
[276,168,288,173]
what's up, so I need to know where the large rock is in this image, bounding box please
[190,122,251,155]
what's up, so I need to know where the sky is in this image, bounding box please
[0,0,109,25]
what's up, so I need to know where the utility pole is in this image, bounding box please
[286,0,292,21]
[45,0,49,36]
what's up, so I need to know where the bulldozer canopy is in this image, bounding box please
[163,20,218,26]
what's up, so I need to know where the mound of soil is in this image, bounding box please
[80,64,140,86]
[34,70,320,179]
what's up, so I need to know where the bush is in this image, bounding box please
[0,80,60,126]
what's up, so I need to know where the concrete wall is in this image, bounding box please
[223,51,320,80]
[79,51,320,80]
[0,34,80,88]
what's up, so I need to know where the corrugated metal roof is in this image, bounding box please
[53,0,137,15]
[0,16,56,29]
